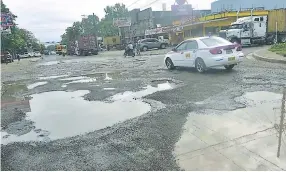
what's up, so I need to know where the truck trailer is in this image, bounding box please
[226,9,286,46]
[78,35,98,56]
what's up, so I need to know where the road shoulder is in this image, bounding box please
[253,49,286,64]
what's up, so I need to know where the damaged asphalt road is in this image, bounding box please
[1,47,286,170]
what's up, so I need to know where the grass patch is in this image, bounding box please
[269,43,286,57]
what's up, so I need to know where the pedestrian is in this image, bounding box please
[17,54,20,62]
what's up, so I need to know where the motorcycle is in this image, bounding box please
[124,47,135,57]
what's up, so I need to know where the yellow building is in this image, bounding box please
[171,9,269,41]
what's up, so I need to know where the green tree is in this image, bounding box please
[46,45,55,52]
[1,0,40,53]
[103,3,129,20]
[99,3,129,37]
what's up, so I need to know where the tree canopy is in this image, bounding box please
[61,3,129,43]
[1,0,42,53]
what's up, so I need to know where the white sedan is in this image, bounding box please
[164,36,244,73]
[34,51,42,57]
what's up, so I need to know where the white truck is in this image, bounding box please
[226,9,286,46]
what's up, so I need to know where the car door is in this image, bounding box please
[144,39,152,48]
[148,39,156,48]
[183,41,198,67]
[171,41,188,66]
[152,39,160,48]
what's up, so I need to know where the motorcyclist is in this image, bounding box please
[125,42,134,55]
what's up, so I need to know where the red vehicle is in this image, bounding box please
[78,35,98,56]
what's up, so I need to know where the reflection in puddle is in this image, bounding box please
[10,90,150,141]
[37,61,60,66]
[27,82,48,89]
[112,82,174,101]
[61,77,97,88]
[39,75,69,80]
[1,82,175,144]
[60,76,88,81]
[103,88,116,90]
[174,91,285,170]
[1,130,49,145]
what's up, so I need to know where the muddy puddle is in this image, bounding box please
[37,61,60,66]
[61,77,97,88]
[39,74,69,80]
[27,82,48,89]
[1,82,176,145]
[174,91,286,170]
[112,82,175,101]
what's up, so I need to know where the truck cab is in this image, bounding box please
[226,16,267,45]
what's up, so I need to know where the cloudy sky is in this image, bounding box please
[4,0,215,42]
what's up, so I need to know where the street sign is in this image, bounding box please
[1,13,14,27]
[145,28,163,35]
[171,4,193,16]
[113,18,131,28]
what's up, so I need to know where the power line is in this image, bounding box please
[142,0,162,9]
[127,0,142,8]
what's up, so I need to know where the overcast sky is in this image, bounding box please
[4,0,215,42]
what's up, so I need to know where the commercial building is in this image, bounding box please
[124,7,211,42]
[211,0,286,13]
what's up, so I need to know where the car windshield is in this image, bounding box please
[229,24,243,29]
[200,37,231,47]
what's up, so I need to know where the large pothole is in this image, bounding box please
[1,82,177,145]
[174,91,285,170]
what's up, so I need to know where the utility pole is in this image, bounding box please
[92,13,99,50]
[277,87,286,158]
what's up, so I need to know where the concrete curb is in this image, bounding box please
[253,50,286,64]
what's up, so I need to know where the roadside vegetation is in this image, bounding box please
[269,43,286,57]
[1,0,44,54]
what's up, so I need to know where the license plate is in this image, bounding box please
[226,49,233,54]
[228,57,235,61]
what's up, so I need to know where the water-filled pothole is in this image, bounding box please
[174,91,285,170]
[1,82,175,144]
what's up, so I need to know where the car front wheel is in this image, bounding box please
[224,64,235,70]
[142,46,148,52]
[195,58,206,73]
[165,58,175,70]
[160,44,166,49]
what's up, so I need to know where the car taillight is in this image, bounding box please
[236,46,242,51]
[209,48,222,54]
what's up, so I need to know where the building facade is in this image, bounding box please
[211,0,286,13]
[124,7,211,41]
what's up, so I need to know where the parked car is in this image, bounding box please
[139,38,168,51]
[22,52,33,58]
[1,51,13,63]
[164,36,244,73]
[34,51,41,57]
[19,53,28,58]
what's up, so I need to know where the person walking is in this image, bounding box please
[17,54,20,62]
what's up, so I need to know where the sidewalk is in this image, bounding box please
[253,49,286,64]
[1,57,41,73]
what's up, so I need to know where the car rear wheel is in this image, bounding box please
[165,58,175,70]
[224,64,235,70]
[142,46,148,52]
[195,58,206,73]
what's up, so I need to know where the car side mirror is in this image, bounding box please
[172,48,177,52]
